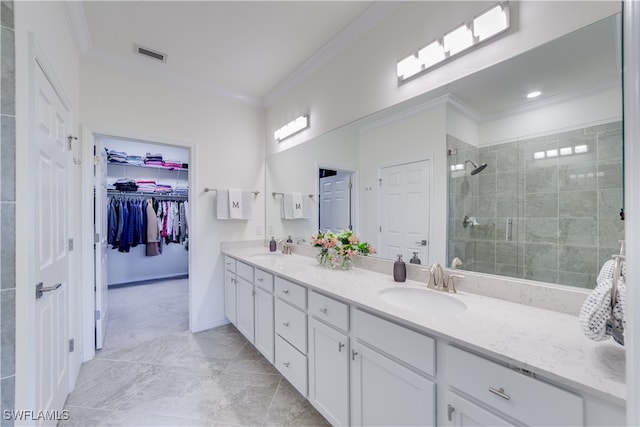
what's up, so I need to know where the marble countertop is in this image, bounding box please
[223,247,626,407]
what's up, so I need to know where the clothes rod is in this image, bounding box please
[204,187,260,195]
[107,190,188,200]
[272,192,314,198]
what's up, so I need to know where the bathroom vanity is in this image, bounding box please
[222,247,626,426]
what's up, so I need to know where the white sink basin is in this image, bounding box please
[378,287,467,315]
[250,252,286,260]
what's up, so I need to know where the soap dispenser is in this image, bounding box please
[409,252,421,265]
[393,254,407,282]
[269,237,277,252]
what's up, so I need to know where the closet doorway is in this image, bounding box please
[93,135,191,351]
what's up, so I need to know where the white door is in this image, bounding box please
[350,343,435,426]
[254,287,274,363]
[34,62,71,422]
[308,318,349,426]
[379,160,430,262]
[445,392,514,426]
[224,271,237,325]
[94,138,109,349]
[319,171,351,232]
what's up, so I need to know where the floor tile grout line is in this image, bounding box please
[62,403,212,425]
[261,376,283,426]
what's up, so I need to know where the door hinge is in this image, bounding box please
[94,233,100,243]
[69,338,75,353]
[95,310,101,321]
[68,238,74,251]
[348,181,353,190]
[94,155,100,166]
[379,226,382,232]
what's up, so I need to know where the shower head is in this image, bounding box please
[465,159,488,175]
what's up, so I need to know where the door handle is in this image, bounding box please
[35,282,62,299]
[414,240,427,246]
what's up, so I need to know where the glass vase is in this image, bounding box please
[316,248,329,267]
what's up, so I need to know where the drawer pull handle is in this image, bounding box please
[338,342,345,352]
[488,387,511,401]
[318,307,328,314]
[447,404,455,422]
[352,349,358,361]
[282,361,290,368]
[282,322,290,327]
[282,289,290,295]
[257,278,264,282]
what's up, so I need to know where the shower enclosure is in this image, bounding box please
[446,122,624,289]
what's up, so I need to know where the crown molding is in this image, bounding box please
[263,1,402,107]
[62,1,92,55]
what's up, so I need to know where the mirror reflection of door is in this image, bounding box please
[319,168,353,232]
[379,159,431,263]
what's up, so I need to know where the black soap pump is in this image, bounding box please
[269,237,277,252]
[393,254,407,282]
[286,235,293,243]
[409,252,421,265]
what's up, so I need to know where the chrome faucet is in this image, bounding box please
[278,239,293,255]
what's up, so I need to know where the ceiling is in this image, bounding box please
[80,1,374,103]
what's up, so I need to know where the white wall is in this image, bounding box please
[80,57,265,332]
[265,1,620,154]
[359,104,447,264]
[15,0,82,410]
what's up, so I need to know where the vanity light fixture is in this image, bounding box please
[274,115,309,142]
[396,2,510,83]
[526,90,542,99]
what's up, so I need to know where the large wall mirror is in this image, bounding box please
[265,13,623,290]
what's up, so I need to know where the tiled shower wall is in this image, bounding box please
[0,1,15,424]
[448,121,624,289]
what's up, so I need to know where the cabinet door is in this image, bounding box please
[308,318,349,426]
[236,276,255,343]
[224,271,237,325]
[254,286,274,363]
[445,391,514,426]
[351,343,435,426]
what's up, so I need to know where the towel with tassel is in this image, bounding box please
[579,259,626,345]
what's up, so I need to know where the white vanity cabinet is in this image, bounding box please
[223,256,237,325]
[254,268,275,363]
[307,292,350,426]
[445,345,584,426]
[274,277,308,397]
[350,308,436,426]
[235,261,255,343]
[446,391,514,426]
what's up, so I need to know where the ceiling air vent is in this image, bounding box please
[133,44,167,63]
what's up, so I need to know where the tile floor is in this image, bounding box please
[61,279,329,427]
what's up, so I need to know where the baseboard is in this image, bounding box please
[192,317,230,333]
[108,274,189,289]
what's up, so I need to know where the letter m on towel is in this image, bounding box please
[232,201,240,208]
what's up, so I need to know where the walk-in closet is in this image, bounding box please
[95,136,190,350]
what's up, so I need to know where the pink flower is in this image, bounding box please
[348,235,358,244]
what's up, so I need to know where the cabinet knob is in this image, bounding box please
[282,289,290,295]
[257,278,264,282]
[447,404,455,421]
[338,342,345,352]
[351,349,358,361]
[488,386,511,401]
[318,307,328,314]
[282,361,290,368]
[282,322,290,327]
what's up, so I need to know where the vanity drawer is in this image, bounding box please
[275,335,307,397]
[309,291,348,332]
[275,298,307,354]
[255,268,274,293]
[236,261,254,282]
[224,255,236,273]
[275,276,307,309]
[446,345,583,426]
[352,308,435,377]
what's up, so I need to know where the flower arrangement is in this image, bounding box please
[310,230,376,269]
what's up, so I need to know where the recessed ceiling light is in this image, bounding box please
[526,90,542,99]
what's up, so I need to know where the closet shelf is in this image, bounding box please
[107,161,188,173]
[107,189,188,200]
